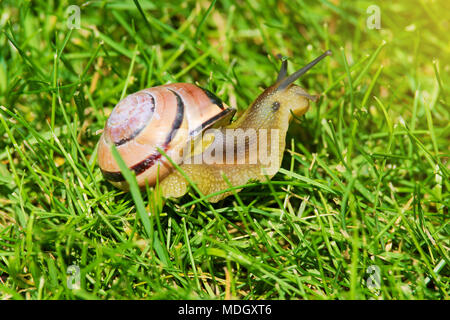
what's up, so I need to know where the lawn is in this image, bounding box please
[0,0,448,299]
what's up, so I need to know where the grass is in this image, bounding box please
[0,0,448,300]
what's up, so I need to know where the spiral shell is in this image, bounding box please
[98,83,236,189]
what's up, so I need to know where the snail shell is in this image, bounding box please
[98,83,236,190]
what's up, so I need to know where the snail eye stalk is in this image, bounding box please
[276,50,332,91]
[276,54,288,82]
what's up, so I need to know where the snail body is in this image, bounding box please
[98,51,331,202]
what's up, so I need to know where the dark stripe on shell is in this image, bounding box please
[114,93,155,146]
[199,86,225,110]
[102,89,185,183]
[189,107,235,137]
[165,89,185,145]
[101,146,167,182]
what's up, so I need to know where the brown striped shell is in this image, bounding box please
[98,83,236,190]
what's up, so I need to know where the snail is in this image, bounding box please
[98,50,331,202]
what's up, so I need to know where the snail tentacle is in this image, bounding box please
[276,50,332,91]
[276,55,288,82]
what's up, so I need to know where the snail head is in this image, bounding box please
[271,50,332,117]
